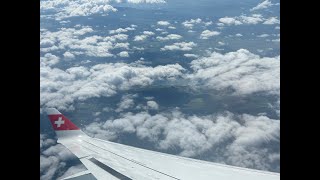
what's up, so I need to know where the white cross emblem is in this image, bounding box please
[54,117,65,128]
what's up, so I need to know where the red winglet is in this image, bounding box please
[47,108,79,131]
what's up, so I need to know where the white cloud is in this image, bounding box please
[41,0,165,20]
[116,94,137,112]
[187,49,280,95]
[84,110,279,172]
[200,30,220,39]
[40,39,55,48]
[133,46,145,51]
[41,27,119,58]
[257,34,269,38]
[63,51,75,60]
[161,42,197,51]
[127,0,166,3]
[218,17,242,26]
[143,31,155,36]
[240,14,264,24]
[263,17,280,25]
[40,53,60,67]
[219,14,264,26]
[118,51,130,57]
[251,0,273,11]
[109,28,129,34]
[156,34,182,41]
[147,100,159,110]
[204,21,213,26]
[235,33,243,37]
[114,42,130,49]
[105,34,129,42]
[41,0,118,20]
[134,35,148,41]
[182,18,202,29]
[134,31,155,42]
[157,21,170,26]
[168,26,176,29]
[40,62,185,110]
[184,54,199,58]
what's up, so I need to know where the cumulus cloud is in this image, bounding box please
[182,18,212,29]
[114,42,130,49]
[41,27,132,58]
[184,54,199,58]
[218,14,264,26]
[251,0,273,11]
[118,51,130,57]
[157,21,170,26]
[115,94,137,112]
[41,0,165,20]
[40,62,185,110]
[40,0,118,20]
[218,17,242,26]
[146,100,159,110]
[187,49,280,95]
[200,30,220,39]
[63,51,75,60]
[161,42,197,51]
[40,53,60,67]
[84,110,279,172]
[240,14,264,24]
[263,17,280,25]
[143,31,155,36]
[133,35,148,41]
[257,34,269,38]
[133,31,155,42]
[109,27,134,34]
[41,49,278,110]
[156,34,182,41]
[126,0,166,3]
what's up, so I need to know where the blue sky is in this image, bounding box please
[40,0,280,179]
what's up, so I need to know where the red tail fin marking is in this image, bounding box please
[48,114,80,131]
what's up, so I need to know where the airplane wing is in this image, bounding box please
[46,108,280,180]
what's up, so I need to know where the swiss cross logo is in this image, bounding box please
[54,117,65,128]
[48,114,80,131]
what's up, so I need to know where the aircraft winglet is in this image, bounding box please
[46,108,80,131]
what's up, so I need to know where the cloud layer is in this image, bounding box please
[41,48,279,110]
[161,42,197,51]
[84,110,280,172]
[41,62,185,110]
[251,0,273,11]
[41,0,166,20]
[218,14,278,26]
[187,49,280,95]
[40,27,133,58]
[200,30,220,39]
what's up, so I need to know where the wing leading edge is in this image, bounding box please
[46,108,280,180]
